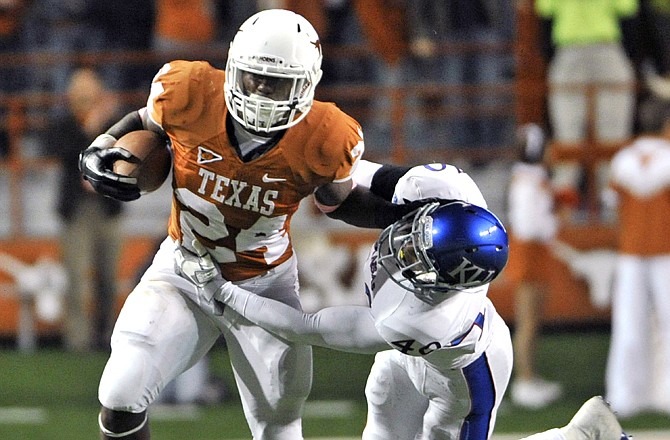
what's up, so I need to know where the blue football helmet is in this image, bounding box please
[376,201,509,296]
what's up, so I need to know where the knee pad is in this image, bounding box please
[365,352,398,407]
[98,344,158,412]
[98,410,147,438]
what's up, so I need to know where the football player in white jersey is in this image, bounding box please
[175,162,630,440]
[78,10,431,440]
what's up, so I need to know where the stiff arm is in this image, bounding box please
[219,285,389,354]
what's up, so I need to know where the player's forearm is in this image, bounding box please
[219,284,386,353]
[105,111,145,139]
[313,306,388,353]
[224,286,325,345]
[326,186,412,229]
[218,283,331,345]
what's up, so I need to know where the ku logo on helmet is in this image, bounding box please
[446,257,498,287]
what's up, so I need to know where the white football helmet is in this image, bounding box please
[224,9,323,133]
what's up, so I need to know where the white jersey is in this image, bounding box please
[508,162,557,242]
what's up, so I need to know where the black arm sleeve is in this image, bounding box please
[369,164,412,201]
[326,186,425,229]
[106,111,144,139]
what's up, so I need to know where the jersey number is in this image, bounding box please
[391,339,441,356]
[176,188,289,264]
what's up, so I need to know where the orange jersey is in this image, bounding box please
[147,60,364,280]
[610,136,670,256]
[611,187,670,255]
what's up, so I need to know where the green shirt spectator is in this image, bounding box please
[536,0,639,46]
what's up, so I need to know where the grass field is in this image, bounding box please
[0,330,669,439]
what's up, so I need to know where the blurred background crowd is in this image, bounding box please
[1,0,670,423]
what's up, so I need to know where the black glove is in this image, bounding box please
[78,135,141,201]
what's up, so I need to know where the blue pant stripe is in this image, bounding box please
[460,353,495,440]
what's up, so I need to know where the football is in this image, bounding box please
[112,130,172,193]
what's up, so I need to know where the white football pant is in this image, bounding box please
[362,313,513,440]
[607,254,670,416]
[98,238,312,440]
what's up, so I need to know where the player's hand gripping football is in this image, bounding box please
[174,240,232,315]
[78,134,142,201]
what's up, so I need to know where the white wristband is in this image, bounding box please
[215,281,236,303]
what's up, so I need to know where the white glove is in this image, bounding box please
[174,240,232,315]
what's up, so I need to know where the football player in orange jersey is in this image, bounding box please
[79,9,430,440]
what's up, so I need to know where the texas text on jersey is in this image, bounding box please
[147,60,364,281]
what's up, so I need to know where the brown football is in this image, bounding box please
[113,130,171,193]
